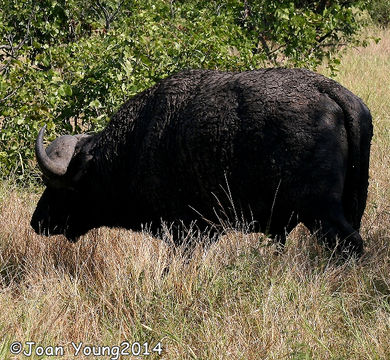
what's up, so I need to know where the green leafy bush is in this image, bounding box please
[368,0,390,26]
[0,0,369,182]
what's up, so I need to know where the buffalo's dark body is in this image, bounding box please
[31,68,373,255]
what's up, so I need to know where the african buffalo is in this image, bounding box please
[31,68,373,256]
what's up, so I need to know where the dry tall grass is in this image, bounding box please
[1,28,390,360]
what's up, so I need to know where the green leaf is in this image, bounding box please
[89,99,101,108]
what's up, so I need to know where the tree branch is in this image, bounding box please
[0,17,32,75]
[170,0,175,18]
[92,0,124,31]
[0,82,24,104]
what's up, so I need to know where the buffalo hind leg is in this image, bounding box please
[304,204,364,258]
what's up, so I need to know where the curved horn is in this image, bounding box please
[35,125,78,178]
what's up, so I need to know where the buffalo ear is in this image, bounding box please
[66,135,94,184]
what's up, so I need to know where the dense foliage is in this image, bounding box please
[0,0,368,181]
[368,0,390,26]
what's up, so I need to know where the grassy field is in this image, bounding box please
[1,28,390,360]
